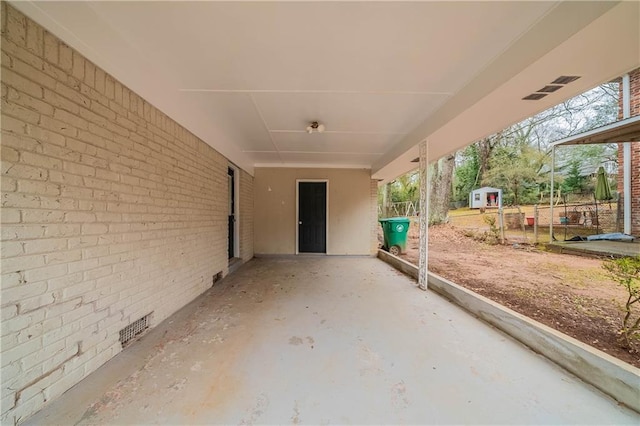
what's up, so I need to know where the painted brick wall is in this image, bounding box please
[1,3,252,423]
[632,146,640,237]
[616,67,640,236]
[239,169,254,262]
[370,180,380,255]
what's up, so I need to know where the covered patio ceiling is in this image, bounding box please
[12,1,640,182]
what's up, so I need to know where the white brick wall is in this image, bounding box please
[1,3,253,423]
[370,179,379,255]
[239,169,254,262]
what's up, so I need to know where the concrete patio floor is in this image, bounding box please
[26,257,639,425]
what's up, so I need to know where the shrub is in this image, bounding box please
[481,214,500,245]
[603,256,640,351]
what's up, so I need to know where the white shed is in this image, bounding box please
[469,187,502,209]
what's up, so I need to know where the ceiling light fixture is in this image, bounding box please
[306,121,325,134]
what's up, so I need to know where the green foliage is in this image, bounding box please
[453,145,480,204]
[389,171,419,203]
[557,144,617,195]
[453,82,618,206]
[482,144,548,205]
[482,214,500,244]
[603,256,640,351]
[462,214,501,245]
[561,160,587,194]
[385,82,619,218]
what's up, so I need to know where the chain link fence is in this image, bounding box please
[378,201,420,218]
[380,197,622,244]
[447,200,621,244]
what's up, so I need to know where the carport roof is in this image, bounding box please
[11,1,640,182]
[550,116,640,147]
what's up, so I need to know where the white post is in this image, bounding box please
[550,146,555,242]
[418,140,429,291]
[534,204,539,243]
[622,74,631,235]
[499,207,505,244]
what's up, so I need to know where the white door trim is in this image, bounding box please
[229,164,240,259]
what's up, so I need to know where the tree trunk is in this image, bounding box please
[475,134,499,186]
[381,183,389,218]
[429,154,455,224]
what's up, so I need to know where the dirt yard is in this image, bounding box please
[383,223,639,368]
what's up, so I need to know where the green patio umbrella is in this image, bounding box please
[595,166,613,201]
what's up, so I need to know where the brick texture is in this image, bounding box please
[239,169,254,262]
[370,180,380,255]
[1,3,253,423]
[617,67,640,237]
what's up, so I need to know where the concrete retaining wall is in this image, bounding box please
[377,249,640,413]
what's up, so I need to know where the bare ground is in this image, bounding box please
[387,224,639,368]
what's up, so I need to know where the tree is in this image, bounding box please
[561,160,587,194]
[384,82,620,216]
[454,81,619,205]
[453,135,500,205]
[429,154,455,224]
[482,144,548,205]
[389,171,419,203]
[453,145,479,204]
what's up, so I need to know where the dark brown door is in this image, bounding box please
[228,167,235,259]
[298,182,326,253]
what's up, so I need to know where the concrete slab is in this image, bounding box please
[26,257,639,425]
[547,240,640,258]
[377,249,640,412]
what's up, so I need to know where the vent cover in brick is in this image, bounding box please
[119,313,152,347]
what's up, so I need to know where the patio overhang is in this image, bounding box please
[9,1,640,183]
[3,3,640,423]
[549,115,640,237]
[550,115,640,147]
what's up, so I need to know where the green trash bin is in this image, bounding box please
[379,217,410,256]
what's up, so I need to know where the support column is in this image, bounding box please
[418,140,429,291]
[550,146,555,242]
[622,73,631,235]
[381,182,389,218]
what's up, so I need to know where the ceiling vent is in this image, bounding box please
[522,75,582,101]
[551,75,581,85]
[537,85,563,93]
[411,157,420,163]
[522,93,548,101]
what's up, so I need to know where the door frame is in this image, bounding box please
[228,164,240,260]
[295,179,329,255]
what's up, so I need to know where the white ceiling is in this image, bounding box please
[12,1,640,181]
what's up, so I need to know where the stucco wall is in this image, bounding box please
[254,168,377,255]
[0,3,253,423]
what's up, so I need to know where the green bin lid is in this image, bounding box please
[385,217,410,222]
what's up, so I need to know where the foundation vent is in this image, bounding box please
[119,313,152,347]
[212,271,223,287]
